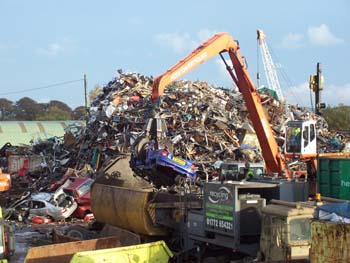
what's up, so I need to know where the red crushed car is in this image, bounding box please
[62,177,94,219]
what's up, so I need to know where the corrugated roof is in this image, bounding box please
[0,121,85,146]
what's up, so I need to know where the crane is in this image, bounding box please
[150,33,323,177]
[151,33,289,175]
[257,29,284,102]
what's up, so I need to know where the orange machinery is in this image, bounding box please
[151,32,288,176]
[150,32,350,183]
[0,169,10,192]
[91,32,350,243]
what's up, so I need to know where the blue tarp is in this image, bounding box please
[317,202,350,218]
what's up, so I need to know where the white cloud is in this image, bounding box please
[154,29,218,54]
[154,32,197,53]
[40,43,64,56]
[36,38,75,57]
[284,82,350,107]
[215,58,238,90]
[216,58,232,77]
[307,24,343,46]
[279,33,304,49]
[279,24,343,49]
[197,29,218,42]
[323,83,350,106]
[284,82,310,107]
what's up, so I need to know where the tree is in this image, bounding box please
[73,106,87,120]
[89,84,101,104]
[36,106,72,120]
[14,97,43,120]
[48,100,72,113]
[36,100,73,120]
[0,98,15,120]
[323,105,350,131]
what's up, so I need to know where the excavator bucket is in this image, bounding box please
[92,155,201,237]
[91,182,168,236]
[92,155,168,236]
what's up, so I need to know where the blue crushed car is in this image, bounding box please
[129,115,197,188]
[130,147,197,188]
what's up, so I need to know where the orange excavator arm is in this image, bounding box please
[152,32,286,175]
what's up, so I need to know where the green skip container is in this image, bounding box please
[70,241,173,263]
[318,157,350,200]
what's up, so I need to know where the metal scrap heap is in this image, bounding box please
[1,70,345,193]
[0,70,348,217]
[75,70,332,179]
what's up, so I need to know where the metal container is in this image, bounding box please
[310,220,350,263]
[91,183,168,236]
[70,241,173,263]
[317,157,350,199]
[7,155,42,173]
[24,237,121,263]
[202,181,273,251]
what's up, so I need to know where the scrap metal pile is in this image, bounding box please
[86,70,269,179]
[0,70,349,221]
[74,70,337,178]
[1,72,346,189]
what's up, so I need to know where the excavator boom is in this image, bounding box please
[92,32,322,243]
[152,32,286,174]
[152,33,238,100]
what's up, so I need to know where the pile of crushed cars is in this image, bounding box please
[0,70,348,223]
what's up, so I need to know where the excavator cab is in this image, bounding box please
[285,120,317,157]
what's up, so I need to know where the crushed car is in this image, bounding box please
[60,177,94,219]
[130,147,196,188]
[5,192,77,221]
[130,116,197,188]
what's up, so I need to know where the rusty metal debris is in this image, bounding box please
[0,70,348,215]
[74,70,345,178]
[1,70,350,263]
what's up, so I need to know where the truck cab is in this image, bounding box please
[259,201,314,261]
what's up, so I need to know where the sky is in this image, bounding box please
[0,0,349,109]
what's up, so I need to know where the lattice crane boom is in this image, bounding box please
[257,29,284,101]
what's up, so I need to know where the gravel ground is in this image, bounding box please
[9,223,67,263]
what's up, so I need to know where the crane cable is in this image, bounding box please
[309,87,314,111]
[268,45,309,108]
[0,79,83,96]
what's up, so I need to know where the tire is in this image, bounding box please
[65,225,89,240]
[136,137,150,162]
[256,251,265,261]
